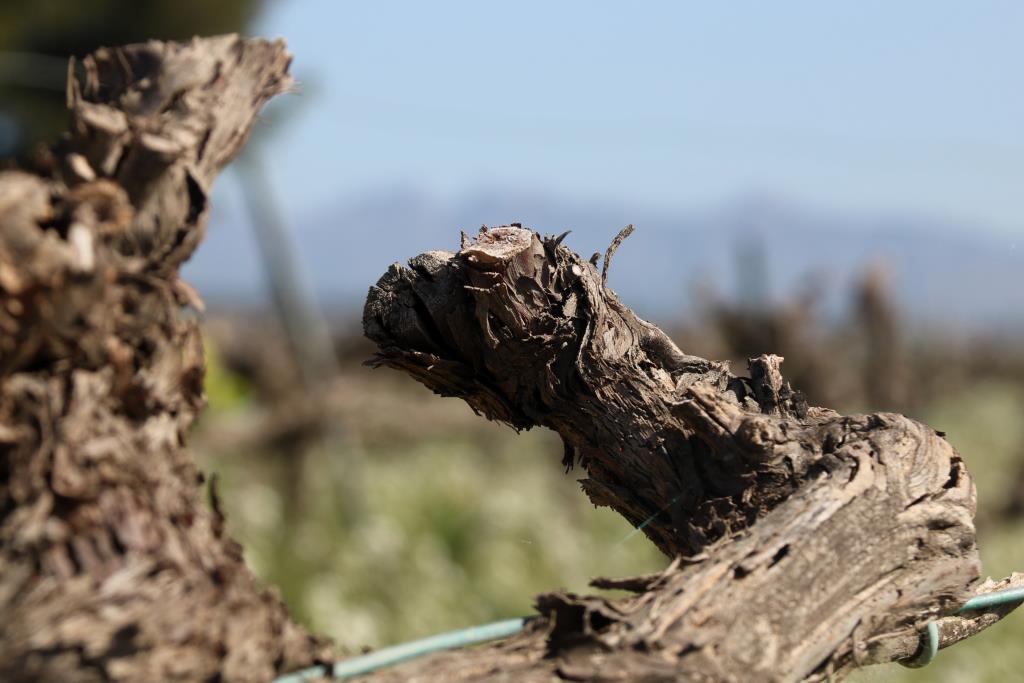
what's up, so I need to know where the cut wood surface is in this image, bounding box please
[0,33,1015,683]
[0,37,329,682]
[363,225,995,681]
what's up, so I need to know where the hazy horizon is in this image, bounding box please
[187,182,1024,333]
[246,1,1023,238]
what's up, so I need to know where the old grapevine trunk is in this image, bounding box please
[362,226,981,681]
[0,34,1004,683]
[0,37,328,681]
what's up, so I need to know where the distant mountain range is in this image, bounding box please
[184,188,1024,331]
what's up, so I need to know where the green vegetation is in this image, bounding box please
[196,338,1024,676]
[197,349,666,650]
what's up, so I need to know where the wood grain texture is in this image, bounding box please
[0,36,329,682]
[363,225,986,681]
[0,34,1006,683]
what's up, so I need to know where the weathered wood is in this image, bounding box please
[363,226,989,681]
[0,33,1009,683]
[833,572,1024,678]
[0,36,330,682]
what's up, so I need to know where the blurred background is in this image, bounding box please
[3,2,1022,681]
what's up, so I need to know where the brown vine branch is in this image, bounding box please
[0,33,1014,683]
[360,225,991,681]
[0,36,330,682]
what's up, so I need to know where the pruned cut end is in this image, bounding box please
[459,225,534,264]
[362,225,984,683]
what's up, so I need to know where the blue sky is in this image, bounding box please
[247,1,1022,235]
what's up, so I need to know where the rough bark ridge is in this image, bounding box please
[0,37,328,682]
[363,226,984,681]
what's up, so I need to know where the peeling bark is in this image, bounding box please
[0,37,329,682]
[0,33,1006,683]
[363,226,988,681]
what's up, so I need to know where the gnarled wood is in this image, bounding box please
[0,34,1006,683]
[363,226,986,681]
[0,36,329,682]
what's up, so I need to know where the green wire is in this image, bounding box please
[272,617,528,682]
[958,585,1024,613]
[902,584,1024,668]
[900,621,940,669]
[271,584,1023,680]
